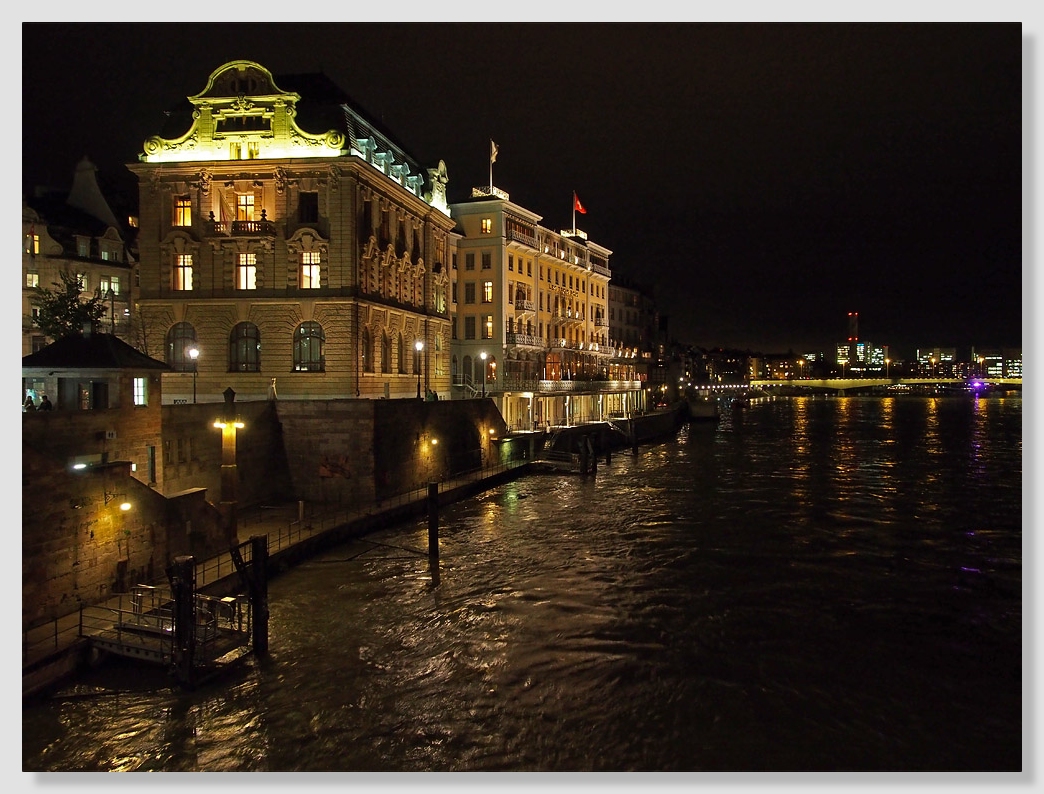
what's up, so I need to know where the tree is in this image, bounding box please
[31,271,108,340]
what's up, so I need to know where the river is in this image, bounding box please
[22,395,1023,773]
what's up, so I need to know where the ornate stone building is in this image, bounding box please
[129,60,457,403]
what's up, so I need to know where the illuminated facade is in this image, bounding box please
[128,60,456,403]
[449,190,644,430]
[22,158,136,357]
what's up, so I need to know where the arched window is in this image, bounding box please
[381,332,391,373]
[397,333,406,374]
[166,322,197,372]
[293,321,325,372]
[229,322,261,372]
[362,328,373,372]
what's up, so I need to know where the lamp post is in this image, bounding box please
[188,346,199,403]
[415,340,424,399]
[885,358,891,379]
[480,351,487,398]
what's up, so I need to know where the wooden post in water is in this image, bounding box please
[250,535,269,656]
[428,482,440,586]
[169,555,196,688]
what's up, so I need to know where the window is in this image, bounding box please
[77,240,89,257]
[481,252,491,269]
[483,281,493,303]
[300,251,321,288]
[464,316,476,340]
[237,193,255,221]
[174,196,192,227]
[237,253,257,290]
[166,322,197,371]
[452,253,458,270]
[133,377,148,406]
[293,322,325,371]
[464,282,476,304]
[174,255,193,290]
[397,334,407,374]
[465,253,475,271]
[481,218,492,234]
[299,192,319,223]
[362,328,373,372]
[26,233,39,255]
[381,333,391,373]
[25,273,39,288]
[527,261,532,276]
[451,281,457,304]
[483,315,494,339]
[508,255,514,271]
[230,322,261,372]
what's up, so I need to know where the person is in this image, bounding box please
[24,394,36,411]
[39,395,53,411]
[268,378,278,400]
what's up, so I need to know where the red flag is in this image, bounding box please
[573,192,587,214]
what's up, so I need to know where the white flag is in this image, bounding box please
[490,139,499,164]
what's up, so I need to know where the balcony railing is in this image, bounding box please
[506,333,541,347]
[514,298,535,312]
[507,228,538,248]
[537,379,643,393]
[205,219,277,237]
[594,317,609,327]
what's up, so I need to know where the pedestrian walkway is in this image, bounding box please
[23,459,531,688]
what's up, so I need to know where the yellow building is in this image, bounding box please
[450,189,644,430]
[128,60,456,403]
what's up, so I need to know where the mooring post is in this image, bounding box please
[169,555,196,688]
[428,482,440,586]
[250,535,269,656]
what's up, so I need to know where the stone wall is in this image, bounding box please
[23,394,511,629]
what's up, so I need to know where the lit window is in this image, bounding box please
[300,251,321,288]
[76,273,87,289]
[237,193,255,221]
[483,281,493,303]
[247,142,260,159]
[481,218,492,234]
[174,196,192,226]
[110,276,120,295]
[26,234,39,255]
[483,315,494,339]
[174,255,193,290]
[133,377,148,406]
[237,253,257,289]
[25,273,39,288]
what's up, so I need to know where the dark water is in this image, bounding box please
[22,396,1023,772]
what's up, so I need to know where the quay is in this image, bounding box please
[23,405,687,699]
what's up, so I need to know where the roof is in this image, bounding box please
[22,333,170,371]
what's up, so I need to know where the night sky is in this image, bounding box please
[21,21,1025,360]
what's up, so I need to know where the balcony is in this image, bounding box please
[594,317,609,327]
[205,215,277,238]
[506,333,542,348]
[507,227,537,248]
[514,297,535,313]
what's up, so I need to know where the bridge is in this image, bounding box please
[749,377,1022,393]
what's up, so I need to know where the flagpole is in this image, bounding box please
[572,193,576,234]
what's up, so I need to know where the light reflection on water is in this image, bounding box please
[23,396,1022,772]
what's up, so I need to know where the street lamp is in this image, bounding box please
[188,346,199,403]
[885,358,891,379]
[415,340,424,399]
[480,351,487,398]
